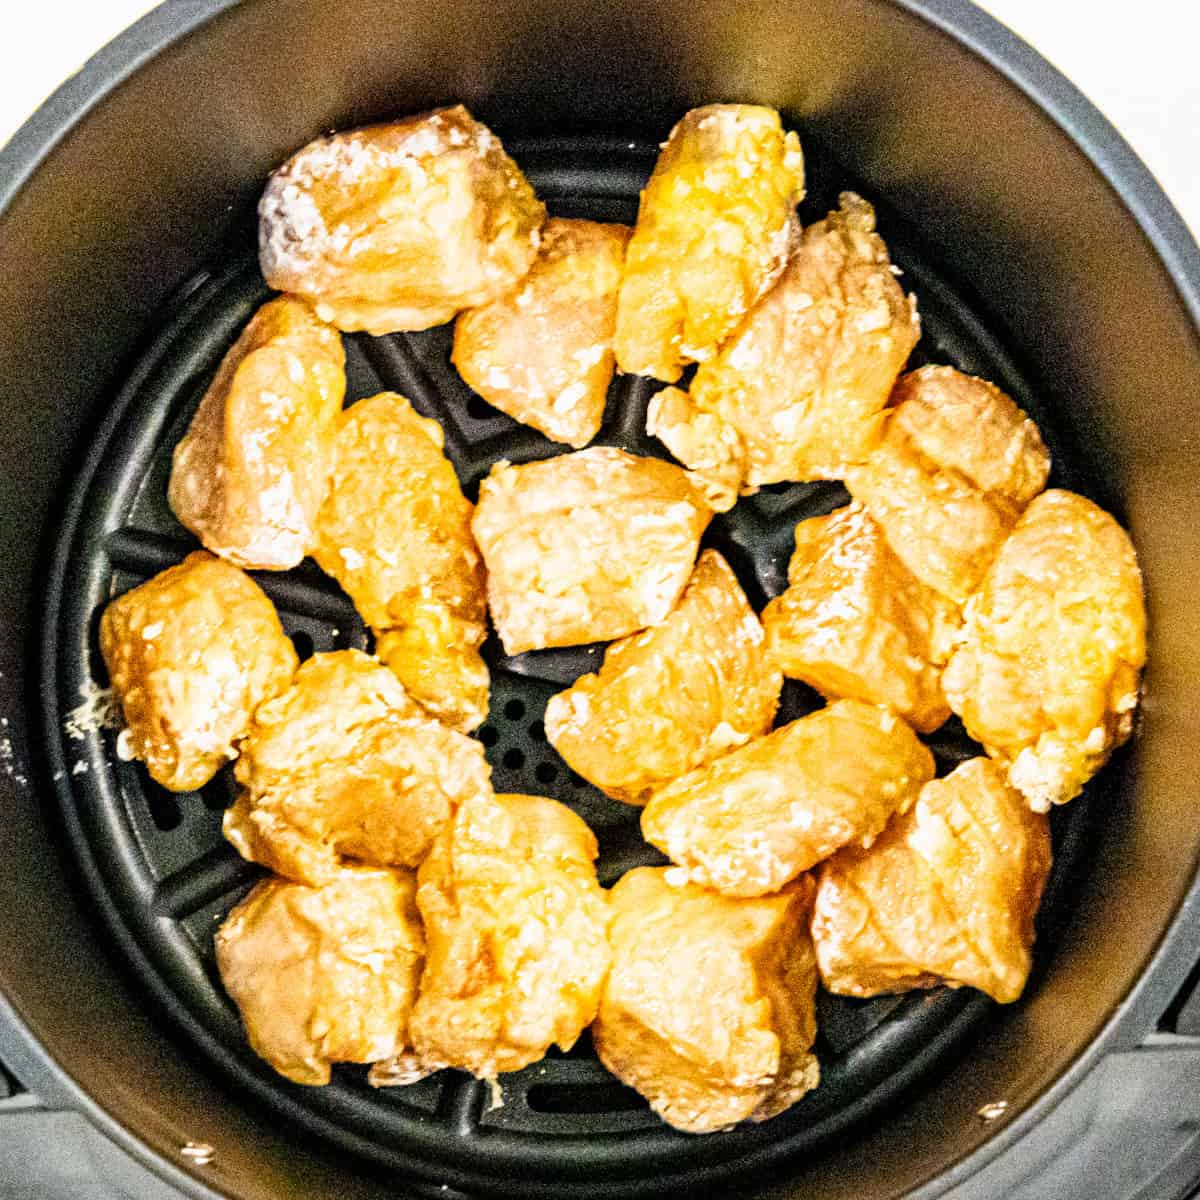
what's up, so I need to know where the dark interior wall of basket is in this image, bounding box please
[1,1,1198,1199]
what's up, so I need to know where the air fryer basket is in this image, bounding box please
[41,131,1106,1197]
[2,3,1200,1199]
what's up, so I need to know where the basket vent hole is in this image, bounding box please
[535,762,558,784]
[528,720,546,742]
[290,631,315,660]
[201,773,236,813]
[568,770,588,790]
[504,698,526,721]
[467,395,497,421]
[478,724,499,748]
[146,787,183,832]
[502,747,525,770]
[525,1084,648,1115]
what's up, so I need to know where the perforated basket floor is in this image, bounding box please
[41,132,1102,1199]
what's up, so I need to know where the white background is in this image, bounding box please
[0,1,1196,234]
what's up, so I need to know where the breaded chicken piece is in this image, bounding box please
[452,219,631,447]
[846,366,1051,604]
[472,447,712,654]
[313,393,488,732]
[399,793,610,1080]
[259,106,545,335]
[215,865,425,1086]
[168,296,345,570]
[812,757,1052,1004]
[593,868,819,1134]
[99,551,297,792]
[545,550,781,805]
[942,490,1145,811]
[614,105,805,382]
[662,193,919,487]
[642,699,934,897]
[224,651,491,885]
[762,504,957,733]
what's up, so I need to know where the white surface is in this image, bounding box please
[0,1,1196,234]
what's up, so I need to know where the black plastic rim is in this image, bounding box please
[39,127,1110,1198]
[3,3,1199,1200]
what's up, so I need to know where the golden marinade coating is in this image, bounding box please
[614,105,805,382]
[168,296,346,571]
[545,549,781,805]
[887,366,1050,507]
[215,866,424,1086]
[941,489,1146,811]
[592,868,819,1134]
[845,366,1051,604]
[99,551,297,792]
[812,757,1052,1004]
[641,699,934,898]
[646,386,746,513]
[679,192,919,486]
[259,105,546,335]
[405,793,610,1080]
[313,393,488,732]
[471,447,712,655]
[225,650,491,885]
[452,218,631,448]
[762,504,957,733]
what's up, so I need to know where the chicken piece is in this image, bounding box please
[593,867,819,1134]
[614,105,805,382]
[812,757,1052,1004]
[225,650,491,885]
[215,865,425,1086]
[399,793,610,1080]
[452,219,631,447]
[472,447,712,654]
[761,504,957,733]
[259,105,545,335]
[545,550,781,805]
[98,551,297,792]
[313,393,488,732]
[942,489,1146,811]
[845,366,1051,604]
[646,386,747,512]
[670,192,919,486]
[167,296,345,570]
[642,699,934,897]
[885,366,1050,507]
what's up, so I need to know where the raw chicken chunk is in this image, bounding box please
[168,295,345,570]
[545,549,781,805]
[215,865,424,1085]
[942,489,1146,810]
[846,366,1051,604]
[662,193,919,487]
[641,699,934,897]
[812,757,1052,1004]
[592,867,819,1134]
[471,447,712,654]
[259,105,545,334]
[453,218,631,447]
[225,650,491,885]
[313,393,488,732]
[761,504,957,733]
[99,551,297,792]
[646,385,746,513]
[401,793,610,1080]
[614,104,805,382]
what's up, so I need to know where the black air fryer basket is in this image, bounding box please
[2,3,1200,1199]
